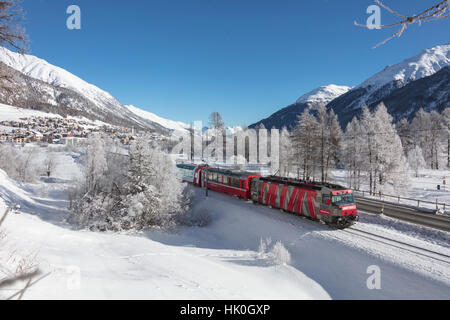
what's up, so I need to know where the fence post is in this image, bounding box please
[417,200,420,207]
[436,199,438,210]
[398,196,400,204]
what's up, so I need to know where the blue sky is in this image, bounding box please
[21,0,450,126]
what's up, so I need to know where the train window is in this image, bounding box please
[332,194,355,206]
[223,176,228,185]
[323,195,330,205]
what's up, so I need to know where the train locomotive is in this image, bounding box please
[177,164,359,229]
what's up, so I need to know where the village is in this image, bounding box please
[0,116,139,145]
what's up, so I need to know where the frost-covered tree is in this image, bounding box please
[411,108,443,169]
[70,134,189,231]
[279,126,293,177]
[408,146,426,177]
[44,152,57,178]
[344,117,366,189]
[443,108,450,168]
[371,103,410,195]
[290,106,343,182]
[326,109,343,179]
[344,103,409,195]
[0,143,41,182]
[396,118,413,156]
[82,134,108,194]
[291,108,319,180]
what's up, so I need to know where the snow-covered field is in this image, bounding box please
[331,169,450,213]
[0,152,449,300]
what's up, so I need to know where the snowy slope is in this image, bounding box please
[0,47,120,113]
[252,44,450,129]
[295,85,351,105]
[326,44,450,125]
[250,84,351,130]
[125,105,190,133]
[359,44,450,91]
[0,47,172,133]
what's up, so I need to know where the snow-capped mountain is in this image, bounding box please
[328,44,450,116]
[360,44,450,92]
[296,85,352,105]
[125,105,190,133]
[250,84,351,130]
[252,44,450,130]
[326,44,450,126]
[0,47,170,133]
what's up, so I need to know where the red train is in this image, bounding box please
[177,164,359,229]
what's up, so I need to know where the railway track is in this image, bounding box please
[342,227,450,264]
[283,211,450,265]
[356,197,450,232]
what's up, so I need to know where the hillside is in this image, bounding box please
[0,47,170,134]
[251,44,450,129]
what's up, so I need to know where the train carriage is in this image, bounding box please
[204,168,261,200]
[177,164,358,229]
[176,164,261,200]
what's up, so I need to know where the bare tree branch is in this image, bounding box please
[355,0,450,48]
[0,0,27,52]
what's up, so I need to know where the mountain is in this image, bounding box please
[0,47,170,133]
[250,85,351,130]
[327,44,450,126]
[251,44,450,130]
[125,105,190,134]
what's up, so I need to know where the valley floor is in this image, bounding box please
[0,155,449,300]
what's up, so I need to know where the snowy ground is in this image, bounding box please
[331,169,450,213]
[0,153,449,300]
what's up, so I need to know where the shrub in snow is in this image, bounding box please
[178,206,212,227]
[257,238,291,265]
[258,237,272,258]
[175,189,213,227]
[269,241,292,265]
